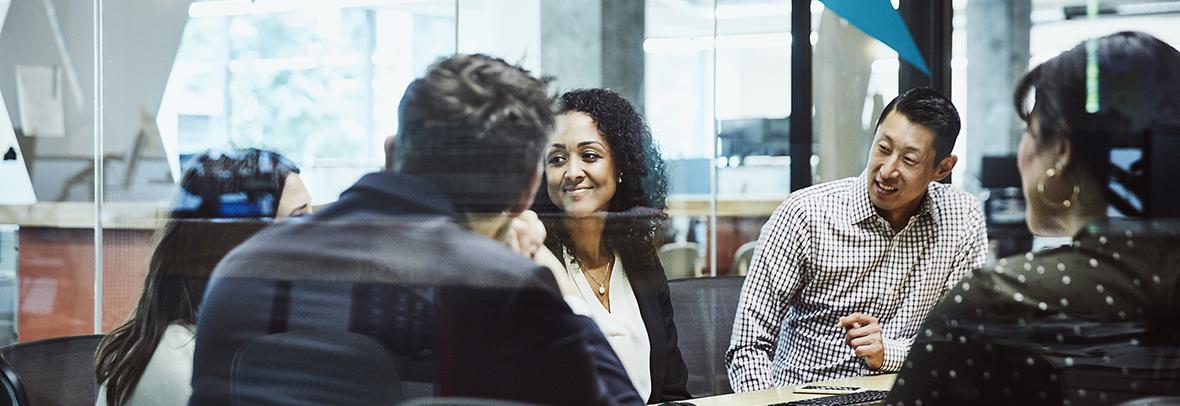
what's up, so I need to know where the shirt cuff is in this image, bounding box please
[879,337,912,373]
[728,364,775,393]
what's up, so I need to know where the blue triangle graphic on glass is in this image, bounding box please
[819,0,930,75]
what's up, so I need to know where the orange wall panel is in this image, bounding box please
[17,228,153,341]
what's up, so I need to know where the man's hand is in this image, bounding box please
[504,212,580,301]
[505,210,546,259]
[838,313,884,370]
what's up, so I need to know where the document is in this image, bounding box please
[15,65,66,138]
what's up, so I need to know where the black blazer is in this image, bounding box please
[547,243,692,403]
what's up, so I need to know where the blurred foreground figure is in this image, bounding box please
[96,148,307,406]
[190,54,642,406]
[889,31,1180,406]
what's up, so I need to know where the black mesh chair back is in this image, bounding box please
[0,334,104,406]
[668,276,744,397]
[401,397,540,406]
[231,330,403,406]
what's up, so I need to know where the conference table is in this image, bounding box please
[691,373,897,406]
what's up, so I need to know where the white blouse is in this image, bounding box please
[558,250,652,400]
[96,324,195,406]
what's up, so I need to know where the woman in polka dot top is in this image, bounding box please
[887,31,1180,405]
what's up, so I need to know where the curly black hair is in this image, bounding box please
[532,88,670,265]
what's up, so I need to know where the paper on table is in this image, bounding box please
[15,65,65,138]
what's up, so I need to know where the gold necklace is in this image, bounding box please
[582,255,614,295]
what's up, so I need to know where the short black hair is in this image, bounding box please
[173,147,300,219]
[875,87,961,163]
[393,54,557,213]
[532,88,669,261]
[1014,31,1180,217]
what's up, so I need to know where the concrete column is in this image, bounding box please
[540,0,645,112]
[601,0,644,113]
[541,1,603,92]
[965,0,1030,190]
[814,10,876,182]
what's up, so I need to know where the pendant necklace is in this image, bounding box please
[583,255,614,295]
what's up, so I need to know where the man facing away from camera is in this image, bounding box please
[190,54,643,405]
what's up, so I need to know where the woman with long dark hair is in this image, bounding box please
[532,88,690,403]
[888,31,1180,404]
[94,148,309,406]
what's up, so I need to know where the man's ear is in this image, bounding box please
[383,136,396,171]
[507,166,543,216]
[933,154,957,182]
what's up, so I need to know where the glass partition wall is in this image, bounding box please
[0,0,98,342]
[2,0,462,343]
[2,0,1178,344]
[0,0,802,342]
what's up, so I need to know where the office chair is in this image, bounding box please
[231,330,403,406]
[730,240,758,276]
[668,276,744,397]
[0,334,104,406]
[658,242,701,280]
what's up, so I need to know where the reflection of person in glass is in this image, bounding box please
[727,88,989,390]
[94,148,308,406]
[532,88,691,403]
[888,31,1180,405]
[189,55,642,405]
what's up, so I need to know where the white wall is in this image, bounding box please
[457,0,542,73]
[0,0,190,202]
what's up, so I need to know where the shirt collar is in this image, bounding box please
[322,171,457,218]
[848,173,877,225]
[847,171,937,226]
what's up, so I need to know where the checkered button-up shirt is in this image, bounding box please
[725,174,988,391]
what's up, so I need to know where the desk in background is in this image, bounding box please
[0,203,166,341]
[666,195,782,276]
[692,373,896,406]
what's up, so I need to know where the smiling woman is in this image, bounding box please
[532,88,690,404]
[545,111,619,220]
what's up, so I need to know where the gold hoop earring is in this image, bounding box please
[1036,165,1080,209]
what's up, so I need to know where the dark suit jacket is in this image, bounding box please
[190,172,643,406]
[546,243,692,403]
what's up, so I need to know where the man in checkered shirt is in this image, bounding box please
[726,88,988,391]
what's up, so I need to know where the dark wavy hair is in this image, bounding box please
[1014,31,1180,217]
[95,148,297,406]
[1014,32,1180,345]
[532,88,669,263]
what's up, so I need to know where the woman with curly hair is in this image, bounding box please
[532,88,691,403]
